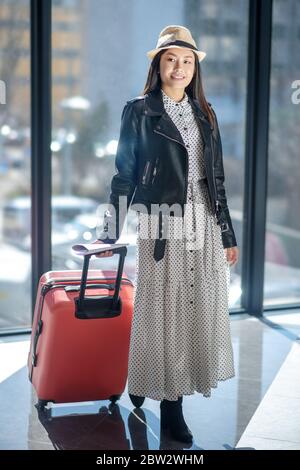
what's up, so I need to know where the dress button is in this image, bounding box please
[190,284,194,287]
[184,127,188,130]
[190,300,193,305]
[186,144,190,148]
[190,267,194,271]
[179,114,182,117]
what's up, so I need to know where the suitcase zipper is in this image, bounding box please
[43,280,132,294]
[64,283,115,292]
[46,276,133,286]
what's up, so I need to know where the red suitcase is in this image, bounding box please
[28,246,134,410]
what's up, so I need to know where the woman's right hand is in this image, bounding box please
[91,240,114,257]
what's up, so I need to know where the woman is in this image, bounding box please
[93,25,239,444]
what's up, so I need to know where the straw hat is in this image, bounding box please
[147,25,206,62]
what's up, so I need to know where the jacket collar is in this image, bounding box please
[144,88,211,127]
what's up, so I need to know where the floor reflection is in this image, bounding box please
[128,408,198,451]
[34,403,130,450]
[128,408,149,450]
[1,312,300,450]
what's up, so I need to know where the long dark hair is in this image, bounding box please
[141,49,215,128]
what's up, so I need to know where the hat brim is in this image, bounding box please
[147,45,206,62]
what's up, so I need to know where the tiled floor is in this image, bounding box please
[237,313,300,450]
[0,311,299,450]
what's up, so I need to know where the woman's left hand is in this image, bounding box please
[225,246,239,267]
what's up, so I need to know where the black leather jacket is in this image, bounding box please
[98,88,237,258]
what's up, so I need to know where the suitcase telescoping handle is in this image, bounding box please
[75,245,127,319]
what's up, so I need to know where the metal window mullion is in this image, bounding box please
[242,0,273,316]
[31,0,52,321]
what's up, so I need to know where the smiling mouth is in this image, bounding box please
[171,75,185,79]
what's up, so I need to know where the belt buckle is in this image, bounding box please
[198,177,207,185]
[220,222,229,232]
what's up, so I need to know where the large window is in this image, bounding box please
[0,0,31,330]
[51,0,248,308]
[2,0,298,333]
[264,0,300,306]
[186,0,248,308]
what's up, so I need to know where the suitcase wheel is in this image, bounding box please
[109,394,121,404]
[37,399,48,411]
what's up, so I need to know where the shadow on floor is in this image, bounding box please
[36,403,130,450]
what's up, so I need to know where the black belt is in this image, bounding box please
[154,212,168,262]
[154,238,166,262]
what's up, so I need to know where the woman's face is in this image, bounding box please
[159,47,196,90]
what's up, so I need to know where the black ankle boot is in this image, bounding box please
[160,397,193,444]
[129,394,145,408]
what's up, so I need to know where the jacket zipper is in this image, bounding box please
[195,115,219,219]
[142,160,151,185]
[210,133,220,219]
[154,129,188,215]
[151,156,159,185]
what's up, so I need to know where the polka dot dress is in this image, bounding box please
[127,88,235,401]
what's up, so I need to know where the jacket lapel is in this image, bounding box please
[144,88,185,147]
[144,88,212,148]
[188,96,214,145]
